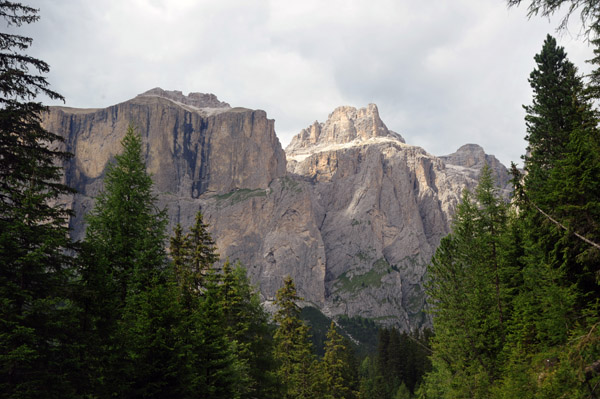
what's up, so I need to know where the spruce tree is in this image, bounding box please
[495,35,600,398]
[517,34,599,305]
[84,125,168,298]
[118,274,188,398]
[274,276,321,399]
[80,125,171,397]
[423,166,510,398]
[219,261,279,399]
[322,322,358,399]
[190,271,243,399]
[524,35,584,172]
[0,3,79,397]
[169,214,248,398]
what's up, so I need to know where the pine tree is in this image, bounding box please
[0,3,80,397]
[219,261,279,399]
[118,274,188,398]
[169,214,249,398]
[84,125,168,298]
[322,322,358,399]
[274,276,321,399]
[170,212,218,301]
[80,124,171,397]
[494,34,600,398]
[189,271,243,399]
[515,33,599,310]
[423,167,510,398]
[524,35,584,172]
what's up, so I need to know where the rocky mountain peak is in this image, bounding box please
[136,87,231,109]
[440,144,511,195]
[441,143,487,169]
[286,103,405,155]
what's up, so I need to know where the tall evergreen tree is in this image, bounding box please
[517,34,599,304]
[274,276,322,399]
[495,34,600,398]
[219,261,279,399]
[423,166,510,398]
[523,35,584,172]
[322,322,358,399]
[0,3,79,397]
[169,214,247,399]
[170,212,218,304]
[84,125,168,299]
[80,125,172,397]
[190,271,244,399]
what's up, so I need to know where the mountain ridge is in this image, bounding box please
[42,88,510,330]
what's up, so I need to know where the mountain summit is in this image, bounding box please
[286,104,405,155]
[136,87,231,110]
[42,89,509,330]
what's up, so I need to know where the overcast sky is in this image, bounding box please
[20,0,596,166]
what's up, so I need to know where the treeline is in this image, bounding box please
[420,30,600,398]
[360,328,432,399]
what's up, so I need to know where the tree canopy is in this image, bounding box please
[0,3,79,397]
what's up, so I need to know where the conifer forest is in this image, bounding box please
[1,1,600,398]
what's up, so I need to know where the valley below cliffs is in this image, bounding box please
[41,88,510,331]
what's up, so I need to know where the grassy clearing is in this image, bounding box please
[214,188,267,206]
[335,256,392,294]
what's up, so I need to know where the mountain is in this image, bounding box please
[41,88,510,330]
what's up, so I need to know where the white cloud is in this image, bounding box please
[19,0,597,165]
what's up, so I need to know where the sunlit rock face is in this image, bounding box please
[43,92,508,330]
[285,104,511,327]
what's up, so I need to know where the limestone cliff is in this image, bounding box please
[285,104,506,326]
[42,89,286,239]
[42,91,509,330]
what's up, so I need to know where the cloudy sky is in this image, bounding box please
[20,0,595,166]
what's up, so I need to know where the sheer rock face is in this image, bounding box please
[284,105,502,327]
[42,90,286,239]
[42,94,508,330]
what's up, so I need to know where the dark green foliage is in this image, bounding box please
[118,275,188,398]
[494,33,600,399]
[79,125,178,397]
[362,327,431,399]
[190,272,243,399]
[523,35,584,172]
[518,35,600,304]
[219,261,279,399]
[169,217,249,399]
[274,277,323,399]
[300,305,333,356]
[170,218,280,399]
[0,3,80,397]
[337,315,380,356]
[300,307,380,358]
[587,23,600,99]
[322,322,359,399]
[423,166,511,397]
[170,212,219,309]
[421,35,600,398]
[507,0,600,37]
[84,125,168,299]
